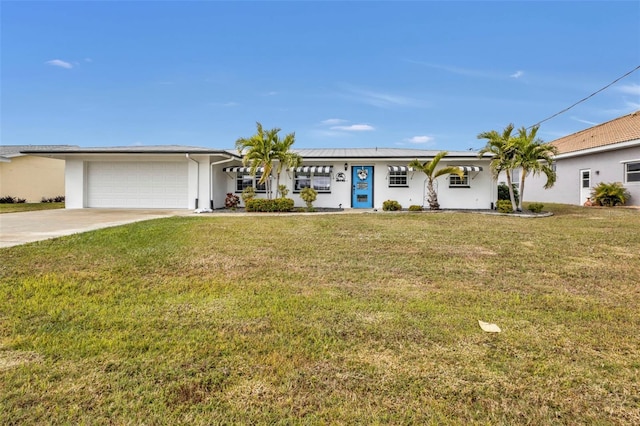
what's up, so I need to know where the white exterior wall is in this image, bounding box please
[65,159,86,208]
[219,160,494,210]
[524,145,640,206]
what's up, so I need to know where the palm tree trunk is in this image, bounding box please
[505,170,517,211]
[427,179,440,210]
[518,170,526,211]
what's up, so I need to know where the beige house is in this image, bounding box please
[0,145,76,202]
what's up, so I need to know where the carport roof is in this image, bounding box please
[2,144,79,158]
[21,145,239,156]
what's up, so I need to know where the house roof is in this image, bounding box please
[551,110,640,154]
[21,145,490,160]
[1,144,80,158]
[291,148,491,159]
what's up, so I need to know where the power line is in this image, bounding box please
[529,64,640,129]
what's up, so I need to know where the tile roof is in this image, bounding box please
[551,110,640,154]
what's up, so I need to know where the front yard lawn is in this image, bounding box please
[1,204,638,424]
[0,202,64,214]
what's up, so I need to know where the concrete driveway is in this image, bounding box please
[0,209,192,248]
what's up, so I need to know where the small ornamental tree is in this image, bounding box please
[409,151,463,210]
[300,187,317,212]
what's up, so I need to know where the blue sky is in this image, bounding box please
[2,1,639,151]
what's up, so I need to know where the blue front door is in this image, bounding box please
[352,166,374,208]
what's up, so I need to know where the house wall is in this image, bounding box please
[523,145,640,206]
[220,160,495,210]
[0,155,65,202]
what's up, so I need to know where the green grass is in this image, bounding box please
[0,202,64,214]
[1,204,639,424]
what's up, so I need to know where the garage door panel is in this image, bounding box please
[87,162,188,208]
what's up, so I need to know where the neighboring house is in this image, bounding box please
[524,111,640,206]
[23,146,495,210]
[0,145,76,202]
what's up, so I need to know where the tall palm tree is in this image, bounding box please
[272,132,302,198]
[409,151,463,210]
[477,124,519,211]
[235,122,280,199]
[514,125,558,211]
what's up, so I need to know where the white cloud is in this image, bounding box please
[45,59,73,69]
[330,124,375,131]
[321,118,348,125]
[406,135,434,144]
[616,83,640,96]
[510,70,524,78]
[208,101,239,107]
[571,116,598,126]
[347,87,422,108]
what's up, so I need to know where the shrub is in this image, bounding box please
[382,200,402,211]
[245,198,294,212]
[497,200,513,213]
[591,182,630,207]
[241,187,255,204]
[497,182,519,205]
[278,184,289,198]
[300,187,318,212]
[225,193,240,210]
[41,196,65,203]
[0,196,26,204]
[528,203,544,213]
[408,205,423,212]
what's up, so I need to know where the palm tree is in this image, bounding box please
[272,132,302,198]
[409,151,464,210]
[235,122,280,199]
[477,124,519,211]
[514,125,558,211]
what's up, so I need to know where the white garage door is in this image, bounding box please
[87,162,188,208]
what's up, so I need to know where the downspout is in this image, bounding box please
[186,154,199,209]
[210,156,235,209]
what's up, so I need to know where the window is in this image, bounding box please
[236,171,266,193]
[294,171,331,193]
[626,161,640,183]
[389,170,408,187]
[449,171,469,187]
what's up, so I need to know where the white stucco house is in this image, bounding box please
[22,146,496,210]
[523,111,640,206]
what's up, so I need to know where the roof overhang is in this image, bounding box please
[554,139,640,160]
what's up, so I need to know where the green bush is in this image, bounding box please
[497,182,520,205]
[382,200,402,211]
[245,198,294,212]
[497,200,513,213]
[591,182,630,207]
[300,187,318,211]
[408,205,423,212]
[241,187,255,204]
[528,203,544,213]
[41,196,65,203]
[278,184,289,198]
[0,196,26,204]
